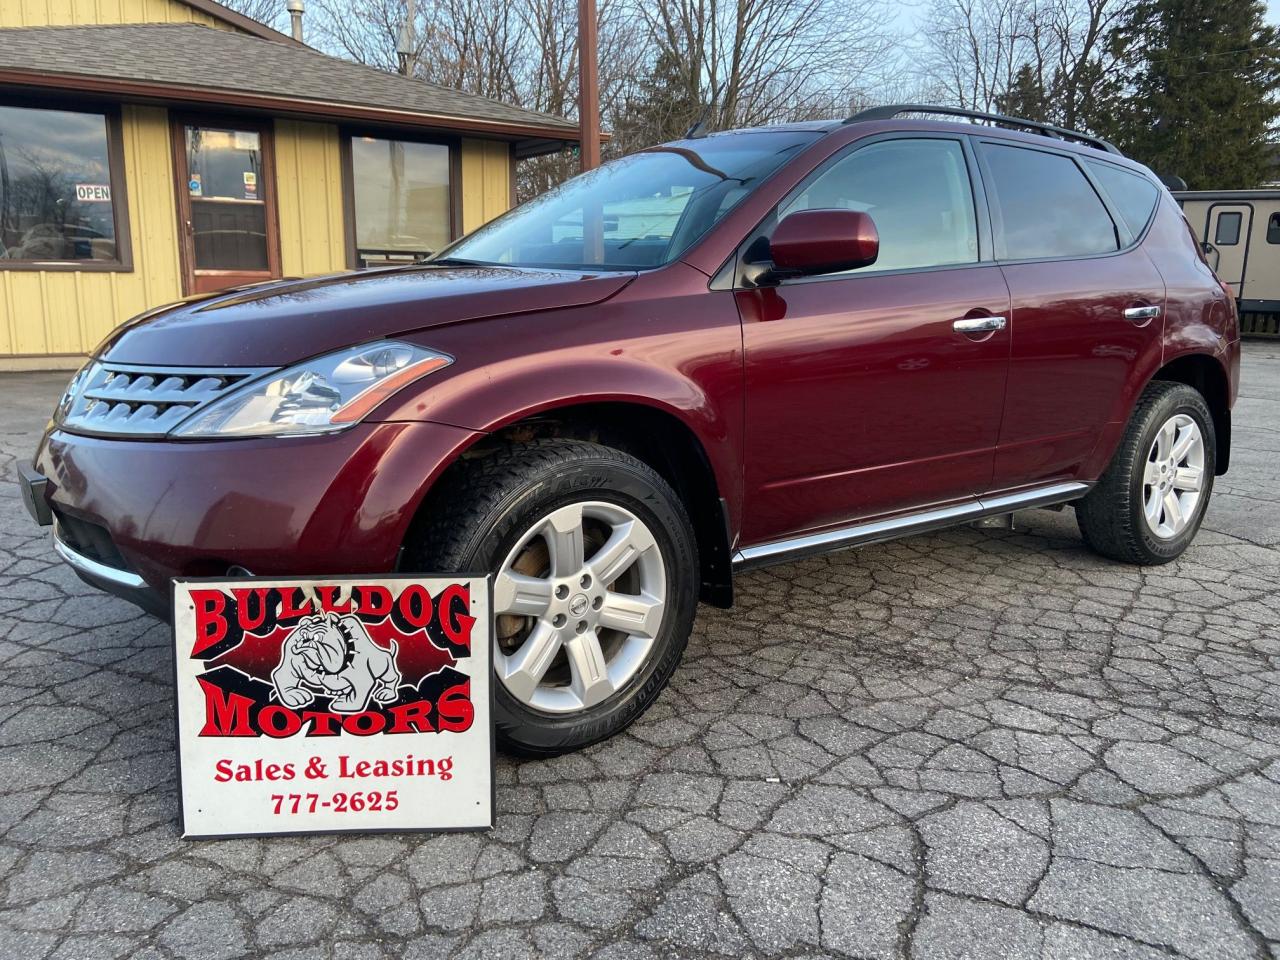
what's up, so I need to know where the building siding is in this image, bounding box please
[274,119,348,278]
[460,139,512,233]
[0,0,231,30]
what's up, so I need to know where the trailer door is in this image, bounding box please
[1203,203,1252,297]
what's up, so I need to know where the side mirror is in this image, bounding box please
[1200,240,1220,271]
[767,208,879,279]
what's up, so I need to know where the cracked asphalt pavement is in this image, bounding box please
[1,343,1279,960]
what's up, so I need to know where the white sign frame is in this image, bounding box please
[172,575,493,839]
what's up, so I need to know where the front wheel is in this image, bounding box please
[405,439,698,757]
[1076,381,1216,565]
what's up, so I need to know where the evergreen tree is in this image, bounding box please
[997,64,1052,122]
[611,48,706,153]
[1104,0,1279,188]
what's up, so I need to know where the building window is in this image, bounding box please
[1215,211,1242,245]
[0,103,128,268]
[348,136,452,267]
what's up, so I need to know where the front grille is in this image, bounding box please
[58,362,271,437]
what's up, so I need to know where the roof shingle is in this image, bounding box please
[0,23,577,139]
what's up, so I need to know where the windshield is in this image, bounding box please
[439,131,819,271]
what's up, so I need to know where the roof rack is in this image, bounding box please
[845,104,1122,156]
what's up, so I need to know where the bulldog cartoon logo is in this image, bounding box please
[271,611,402,713]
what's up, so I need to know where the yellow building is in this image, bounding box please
[0,0,580,369]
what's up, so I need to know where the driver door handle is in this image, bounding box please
[952,316,1006,334]
[1124,305,1162,322]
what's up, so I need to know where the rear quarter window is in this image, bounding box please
[1085,160,1160,238]
[980,142,1119,260]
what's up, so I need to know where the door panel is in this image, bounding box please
[739,265,1012,544]
[994,250,1166,488]
[174,120,281,294]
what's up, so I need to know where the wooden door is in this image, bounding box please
[173,118,281,294]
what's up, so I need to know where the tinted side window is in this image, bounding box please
[778,138,978,273]
[981,143,1118,259]
[1268,212,1280,245]
[1215,211,1242,245]
[1085,160,1160,237]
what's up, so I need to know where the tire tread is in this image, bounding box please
[1076,381,1213,565]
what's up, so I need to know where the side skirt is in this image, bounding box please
[731,481,1090,572]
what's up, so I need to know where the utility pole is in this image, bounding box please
[577,0,600,172]
[398,0,418,76]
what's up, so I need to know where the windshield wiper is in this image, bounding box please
[422,256,490,267]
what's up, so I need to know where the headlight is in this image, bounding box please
[170,342,452,438]
[53,361,95,426]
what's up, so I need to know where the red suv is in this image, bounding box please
[20,106,1239,755]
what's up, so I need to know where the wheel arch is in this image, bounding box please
[402,398,736,608]
[1150,350,1232,474]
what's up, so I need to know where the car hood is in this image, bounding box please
[99,264,636,367]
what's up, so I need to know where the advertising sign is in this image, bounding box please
[172,576,492,839]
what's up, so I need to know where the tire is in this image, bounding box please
[405,439,698,757]
[1076,381,1215,565]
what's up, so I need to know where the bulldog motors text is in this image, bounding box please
[189,583,476,660]
[189,581,479,739]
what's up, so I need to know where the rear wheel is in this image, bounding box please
[1076,382,1215,565]
[406,439,698,756]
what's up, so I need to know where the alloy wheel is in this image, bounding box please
[492,501,666,714]
[1142,413,1205,539]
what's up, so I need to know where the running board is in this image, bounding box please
[731,481,1090,572]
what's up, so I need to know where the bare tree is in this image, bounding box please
[920,0,1132,128]
[632,0,896,132]
[921,0,1035,112]
[302,0,899,197]
[215,0,288,31]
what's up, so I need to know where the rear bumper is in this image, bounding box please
[26,420,480,618]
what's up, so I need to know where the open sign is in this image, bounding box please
[75,184,112,202]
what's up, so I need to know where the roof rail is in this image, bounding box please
[845,104,1123,156]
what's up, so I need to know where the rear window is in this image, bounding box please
[980,143,1118,260]
[1085,160,1160,237]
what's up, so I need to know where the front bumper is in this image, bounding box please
[23,419,480,618]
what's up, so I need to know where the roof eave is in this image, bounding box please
[0,67,583,148]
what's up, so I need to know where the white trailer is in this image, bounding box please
[1175,190,1280,337]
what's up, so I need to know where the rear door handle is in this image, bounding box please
[953,316,1006,334]
[1124,305,1161,323]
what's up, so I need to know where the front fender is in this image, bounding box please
[367,277,747,539]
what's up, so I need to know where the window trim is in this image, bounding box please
[728,132,994,290]
[973,138,1127,265]
[340,127,462,269]
[0,96,133,273]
